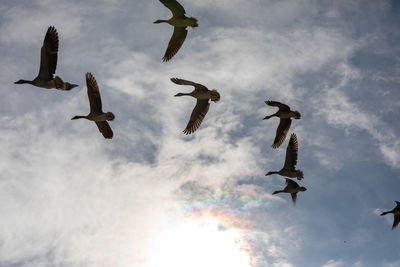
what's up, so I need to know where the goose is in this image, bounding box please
[154,0,198,62]
[265,133,304,180]
[171,78,220,134]
[272,178,307,205]
[380,201,400,230]
[263,101,301,148]
[14,26,78,90]
[71,73,114,139]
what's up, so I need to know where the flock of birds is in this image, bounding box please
[13,0,399,230]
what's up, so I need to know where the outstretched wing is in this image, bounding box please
[95,121,113,139]
[393,215,400,230]
[265,100,290,111]
[291,193,297,205]
[159,0,186,17]
[284,133,299,170]
[273,118,291,148]
[284,178,299,189]
[183,99,210,135]
[163,26,188,62]
[171,77,208,92]
[38,26,58,80]
[85,72,103,114]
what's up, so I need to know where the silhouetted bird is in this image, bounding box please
[71,73,114,139]
[154,0,198,62]
[272,178,307,205]
[266,133,304,180]
[263,101,301,148]
[14,26,78,90]
[171,78,220,134]
[380,201,400,230]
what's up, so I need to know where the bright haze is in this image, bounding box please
[1,0,400,266]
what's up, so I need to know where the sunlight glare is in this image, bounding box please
[147,219,251,267]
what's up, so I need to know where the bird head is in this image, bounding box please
[300,187,307,192]
[14,79,31,84]
[106,112,115,121]
[210,89,220,102]
[294,111,301,119]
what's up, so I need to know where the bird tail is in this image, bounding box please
[296,170,304,180]
[63,82,78,91]
[189,17,198,27]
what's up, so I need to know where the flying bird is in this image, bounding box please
[71,73,115,139]
[263,101,301,148]
[265,133,304,180]
[154,0,198,62]
[14,26,78,90]
[171,78,220,134]
[272,178,307,205]
[380,201,400,230]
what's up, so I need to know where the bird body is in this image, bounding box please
[72,112,114,122]
[14,26,78,91]
[268,110,301,119]
[380,201,400,229]
[272,178,307,205]
[266,133,304,180]
[175,90,218,100]
[71,73,114,139]
[263,100,300,148]
[267,169,303,179]
[154,0,198,61]
[171,78,220,135]
[155,16,198,28]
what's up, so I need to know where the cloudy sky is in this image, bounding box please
[1,0,400,266]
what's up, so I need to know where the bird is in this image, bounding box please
[263,101,301,148]
[380,201,400,230]
[14,26,78,90]
[272,178,307,205]
[71,73,114,139]
[154,0,198,62]
[171,78,220,134]
[265,133,304,180]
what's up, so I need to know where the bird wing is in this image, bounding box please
[183,99,210,135]
[285,178,299,189]
[95,121,113,139]
[265,100,290,111]
[85,72,103,114]
[284,133,299,170]
[291,193,297,205]
[273,118,291,148]
[38,26,58,80]
[162,26,188,62]
[170,78,208,92]
[393,215,400,230]
[159,0,186,17]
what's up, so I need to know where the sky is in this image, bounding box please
[0,0,400,266]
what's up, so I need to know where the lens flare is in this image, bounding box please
[147,218,251,267]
